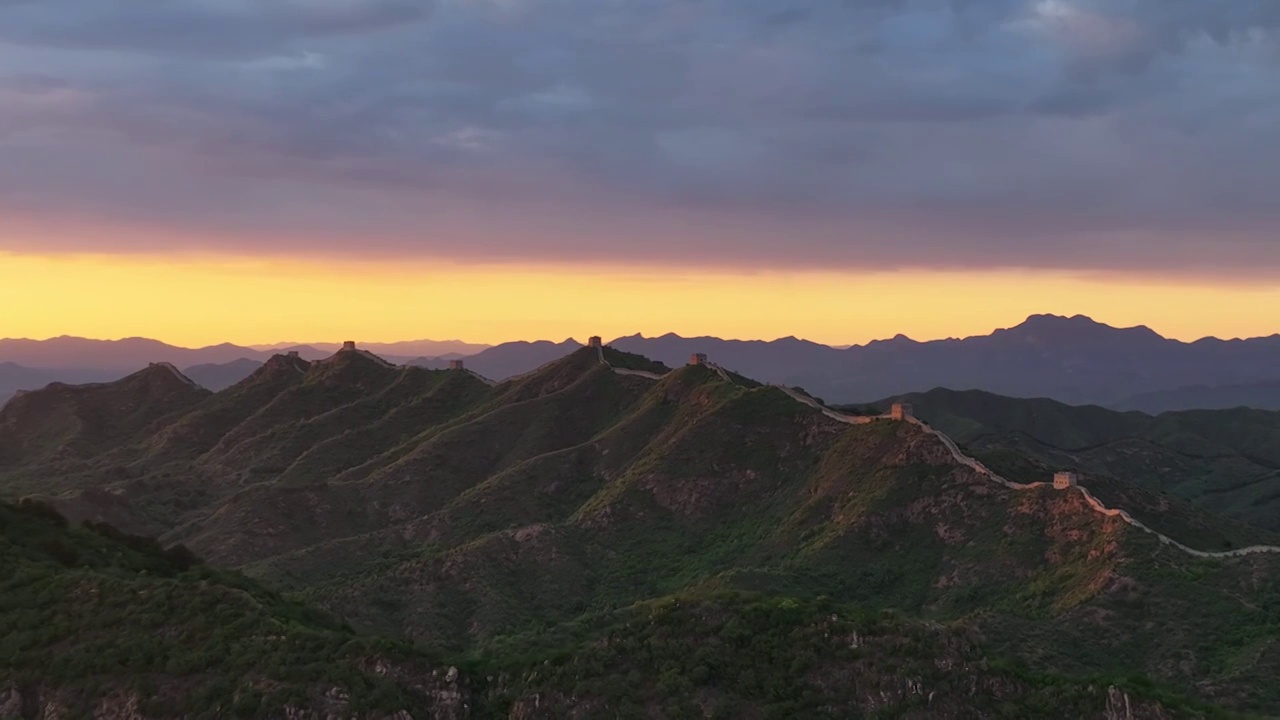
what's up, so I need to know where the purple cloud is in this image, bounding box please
[0,0,1278,274]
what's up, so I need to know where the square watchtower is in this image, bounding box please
[890,403,914,421]
[689,353,708,366]
[1053,471,1079,490]
[588,336,603,349]
[449,360,465,371]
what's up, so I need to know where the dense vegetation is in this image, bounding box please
[4,499,1226,719]
[0,500,463,719]
[874,388,1280,536]
[2,347,1279,716]
[470,593,1220,719]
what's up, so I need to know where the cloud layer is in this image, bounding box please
[1,0,1278,273]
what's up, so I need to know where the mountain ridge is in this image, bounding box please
[7,315,1280,408]
[4,343,1280,713]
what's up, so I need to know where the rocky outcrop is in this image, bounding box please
[0,676,465,720]
[0,686,23,720]
[358,659,470,720]
[1102,684,1182,720]
[92,691,144,720]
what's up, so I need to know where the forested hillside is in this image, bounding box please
[3,347,1278,716]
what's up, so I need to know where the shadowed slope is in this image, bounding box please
[163,349,656,566]
[0,500,467,718]
[0,364,209,482]
[882,388,1280,536]
[142,353,313,463]
[0,499,1213,719]
[3,347,1280,714]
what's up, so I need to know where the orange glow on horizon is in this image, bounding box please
[2,251,1278,348]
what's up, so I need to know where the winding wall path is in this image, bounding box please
[465,370,498,387]
[902,414,1280,557]
[153,362,201,389]
[592,350,1280,560]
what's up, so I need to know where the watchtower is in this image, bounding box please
[448,360,465,370]
[287,351,300,359]
[588,336,602,349]
[1053,471,1079,490]
[341,341,356,352]
[689,353,708,366]
[890,403,914,421]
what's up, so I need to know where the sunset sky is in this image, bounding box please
[2,0,1278,346]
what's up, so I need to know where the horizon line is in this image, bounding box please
[4,313,1280,353]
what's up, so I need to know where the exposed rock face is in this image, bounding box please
[0,686,22,719]
[0,681,463,720]
[356,658,470,720]
[280,706,420,720]
[1106,685,1134,720]
[92,691,144,720]
[1103,685,1181,720]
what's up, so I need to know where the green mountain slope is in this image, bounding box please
[2,347,1279,715]
[0,364,209,481]
[873,389,1280,535]
[2,499,1217,719]
[472,592,1218,720]
[0,499,467,719]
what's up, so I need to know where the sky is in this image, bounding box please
[2,0,1279,345]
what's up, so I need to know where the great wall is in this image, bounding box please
[149,362,202,389]
[898,410,1280,557]
[68,340,1279,562]
[586,339,1280,560]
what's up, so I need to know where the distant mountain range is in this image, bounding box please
[4,315,1280,409]
[181,358,267,392]
[607,315,1280,408]
[249,339,489,357]
[1111,379,1280,414]
[0,336,324,370]
[0,337,415,399]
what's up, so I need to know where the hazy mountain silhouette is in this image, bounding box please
[5,316,1280,408]
[610,315,1280,406]
[0,338,424,399]
[182,358,266,392]
[409,338,584,380]
[0,362,121,405]
[250,339,489,356]
[0,336,319,370]
[1113,379,1280,413]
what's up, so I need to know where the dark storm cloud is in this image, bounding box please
[1,0,1278,273]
